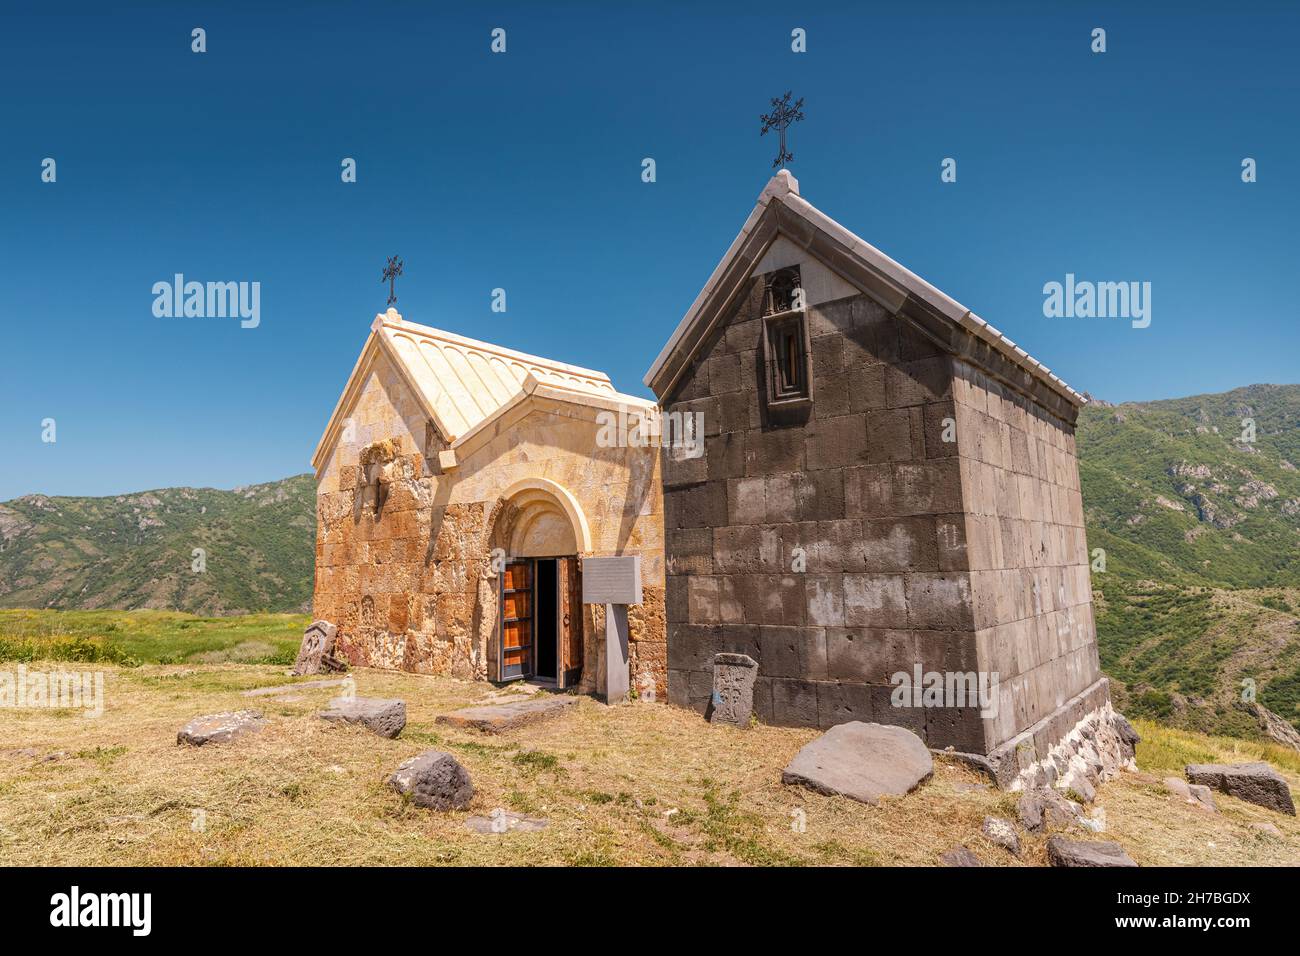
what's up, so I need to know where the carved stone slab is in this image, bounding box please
[710,653,758,727]
[291,620,345,676]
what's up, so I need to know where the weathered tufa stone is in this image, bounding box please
[436,696,578,734]
[981,816,1021,856]
[709,653,758,727]
[1185,762,1295,816]
[319,696,406,738]
[1016,787,1082,833]
[781,721,933,806]
[940,846,982,867]
[1164,776,1217,813]
[291,620,345,676]
[1046,836,1138,868]
[465,809,548,834]
[388,750,473,810]
[177,710,266,746]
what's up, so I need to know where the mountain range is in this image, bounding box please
[2,384,1297,737]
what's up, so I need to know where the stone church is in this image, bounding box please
[311,170,1130,789]
[311,313,666,698]
[644,170,1130,787]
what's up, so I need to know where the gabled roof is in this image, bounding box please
[644,170,1086,410]
[312,309,654,473]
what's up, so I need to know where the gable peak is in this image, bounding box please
[759,169,800,203]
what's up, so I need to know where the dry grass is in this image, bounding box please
[1,664,1298,866]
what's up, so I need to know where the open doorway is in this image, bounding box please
[534,559,558,681]
[498,556,583,688]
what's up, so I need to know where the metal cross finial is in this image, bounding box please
[382,255,403,307]
[759,91,805,170]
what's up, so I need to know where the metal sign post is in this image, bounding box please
[580,555,642,704]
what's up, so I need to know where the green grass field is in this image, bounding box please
[0,609,309,667]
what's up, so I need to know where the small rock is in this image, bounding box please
[465,809,548,834]
[1250,822,1282,837]
[1185,762,1295,816]
[1079,807,1107,833]
[1017,787,1083,833]
[981,816,1021,855]
[1189,784,1218,813]
[940,846,982,867]
[387,750,473,810]
[177,711,266,746]
[1046,836,1138,868]
[1064,774,1097,804]
[1113,712,1141,752]
[781,722,932,806]
[319,697,406,738]
[1164,775,1218,813]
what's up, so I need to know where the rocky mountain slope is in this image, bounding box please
[1077,384,1300,739]
[0,476,314,616]
[1077,383,1300,588]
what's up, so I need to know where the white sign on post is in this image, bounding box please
[581,555,642,705]
[581,555,642,606]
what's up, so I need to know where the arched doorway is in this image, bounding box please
[487,479,591,687]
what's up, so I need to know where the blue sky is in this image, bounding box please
[2,1,1297,499]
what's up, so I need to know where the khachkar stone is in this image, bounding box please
[292,620,345,676]
[710,653,758,727]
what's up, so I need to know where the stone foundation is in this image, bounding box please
[945,678,1137,791]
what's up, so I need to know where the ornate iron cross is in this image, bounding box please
[760,91,805,170]
[382,255,403,306]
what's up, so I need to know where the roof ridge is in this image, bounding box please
[376,309,613,383]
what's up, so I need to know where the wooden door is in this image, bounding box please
[500,560,533,680]
[557,557,583,688]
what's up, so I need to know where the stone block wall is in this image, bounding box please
[313,350,667,697]
[660,271,1100,756]
[662,278,988,748]
[952,359,1100,753]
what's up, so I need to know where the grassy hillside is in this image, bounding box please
[0,609,308,666]
[0,476,315,616]
[1078,384,1300,739]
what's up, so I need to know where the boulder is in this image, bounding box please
[781,722,932,806]
[1017,787,1083,833]
[1185,762,1295,816]
[981,816,1021,856]
[940,846,982,867]
[1046,836,1138,868]
[177,711,266,746]
[319,697,406,738]
[291,620,345,676]
[388,750,473,810]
